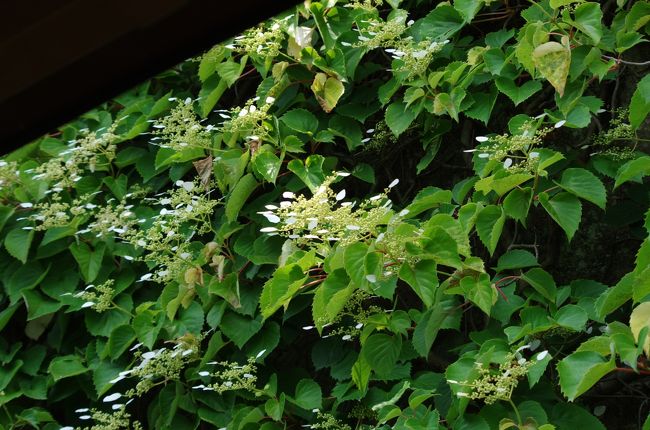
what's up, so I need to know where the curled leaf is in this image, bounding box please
[532,39,571,96]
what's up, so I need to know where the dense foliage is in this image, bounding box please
[2,0,650,428]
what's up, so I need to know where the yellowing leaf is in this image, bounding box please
[532,40,571,96]
[630,302,650,356]
[311,73,345,113]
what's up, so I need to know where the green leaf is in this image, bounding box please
[352,355,372,393]
[625,1,650,32]
[595,272,633,319]
[252,150,281,184]
[629,75,650,130]
[412,305,446,357]
[533,41,571,96]
[344,242,369,287]
[385,101,418,137]
[554,305,588,331]
[220,312,263,349]
[475,173,534,196]
[495,78,543,106]
[559,168,606,209]
[281,108,319,134]
[106,325,136,359]
[550,403,606,429]
[6,262,50,304]
[538,192,582,241]
[557,351,614,401]
[216,56,247,87]
[198,75,228,118]
[0,206,15,233]
[225,173,258,223]
[293,379,322,410]
[260,264,309,319]
[614,156,650,188]
[328,115,363,150]
[265,394,285,421]
[521,268,557,302]
[402,187,452,218]
[48,355,88,381]
[573,3,603,45]
[22,289,61,321]
[362,334,402,376]
[503,187,533,225]
[4,227,34,263]
[398,259,438,308]
[475,205,506,255]
[414,4,465,40]
[495,249,538,272]
[311,73,345,113]
[312,269,355,333]
[454,0,484,21]
[630,302,650,356]
[461,273,496,315]
[550,0,584,8]
[287,155,325,193]
[70,242,106,283]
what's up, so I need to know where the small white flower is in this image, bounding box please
[109,375,126,384]
[335,189,346,201]
[456,392,469,397]
[529,151,539,159]
[249,105,257,113]
[112,404,124,410]
[266,96,275,104]
[307,218,318,230]
[336,171,351,177]
[518,358,527,365]
[475,136,489,142]
[103,392,122,402]
[478,153,490,158]
[503,158,513,168]
[60,427,75,430]
[376,232,385,243]
[282,191,295,199]
[256,349,267,358]
[19,202,33,208]
[243,373,254,378]
[239,108,248,117]
[346,225,361,231]
[366,128,375,133]
[536,350,549,360]
[79,415,92,420]
[342,335,352,341]
[388,179,399,188]
[365,274,377,283]
[447,380,459,384]
[302,326,314,330]
[407,19,415,26]
[370,194,382,201]
[198,371,211,377]
[355,323,363,329]
[361,137,371,143]
[554,120,566,128]
[139,273,153,282]
[463,149,478,153]
[81,301,95,309]
[398,209,409,217]
[260,227,278,233]
[75,408,89,413]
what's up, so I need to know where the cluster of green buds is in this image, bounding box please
[0,159,19,191]
[225,18,288,58]
[61,405,142,430]
[258,174,400,247]
[67,279,116,313]
[466,119,555,173]
[218,96,275,142]
[151,99,213,151]
[192,356,259,394]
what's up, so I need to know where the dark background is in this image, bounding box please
[0,0,299,154]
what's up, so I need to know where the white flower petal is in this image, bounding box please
[103,392,122,402]
[388,179,399,188]
[260,227,278,233]
[336,190,346,201]
[503,158,513,168]
[554,120,566,128]
[81,301,95,309]
[475,136,489,142]
[536,350,549,360]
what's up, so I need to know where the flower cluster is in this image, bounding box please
[311,289,380,341]
[219,97,275,142]
[259,174,398,248]
[450,352,542,404]
[193,357,258,394]
[354,16,407,50]
[309,411,352,430]
[72,279,116,313]
[61,406,142,430]
[226,19,287,58]
[152,100,212,151]
[0,159,19,191]
[33,124,118,187]
[115,340,199,397]
[388,39,448,80]
[125,179,220,283]
[591,108,636,160]
[467,123,552,173]
[361,122,396,152]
